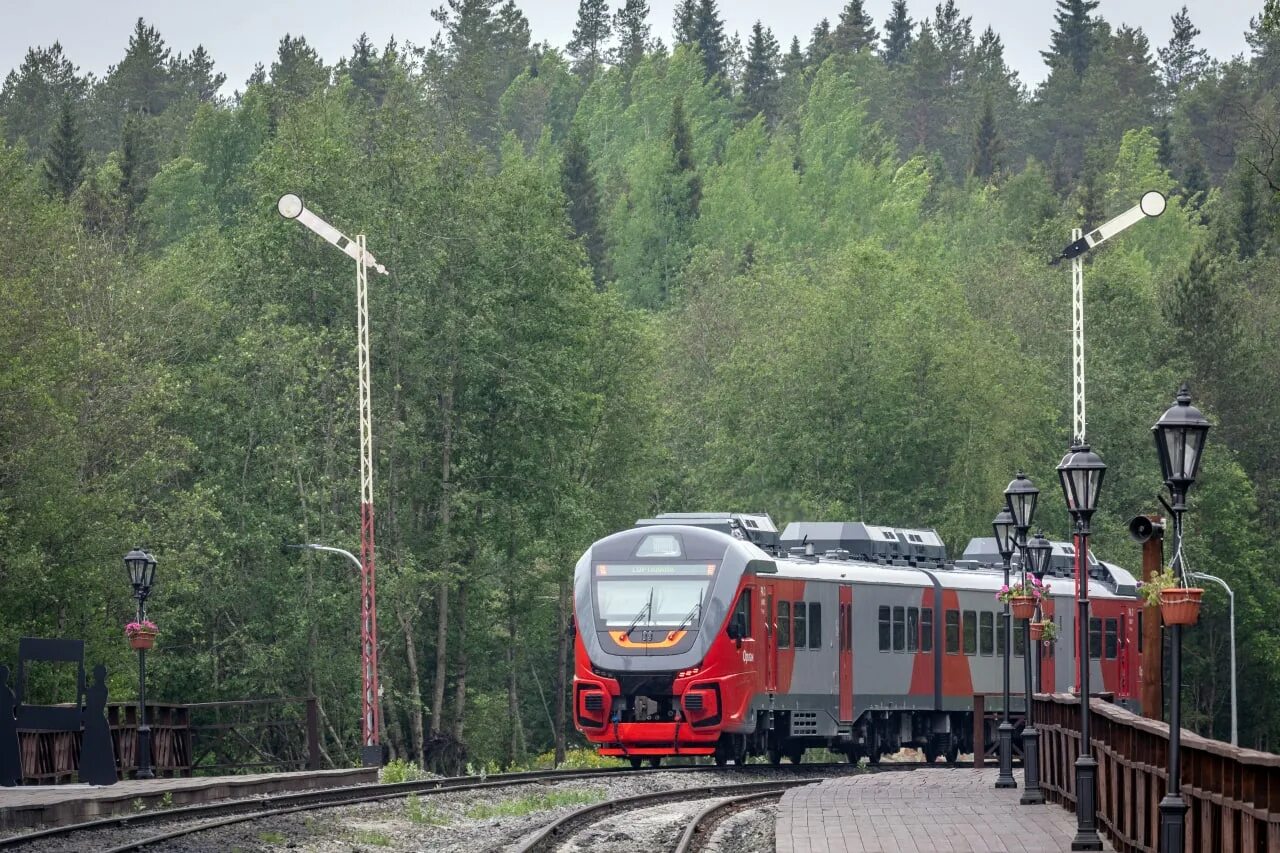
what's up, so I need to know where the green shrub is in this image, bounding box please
[379,758,427,784]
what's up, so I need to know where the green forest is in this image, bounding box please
[3,0,1280,770]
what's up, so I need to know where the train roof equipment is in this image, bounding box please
[777,522,947,566]
[633,512,780,551]
[961,537,1137,596]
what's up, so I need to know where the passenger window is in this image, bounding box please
[963,610,977,655]
[794,601,807,649]
[809,603,822,648]
[907,608,919,652]
[945,610,960,654]
[878,606,891,652]
[1089,617,1102,660]
[1104,618,1118,660]
[980,611,994,656]
[778,601,791,649]
[921,608,933,652]
[892,606,905,652]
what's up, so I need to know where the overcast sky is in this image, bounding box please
[1,1,1263,95]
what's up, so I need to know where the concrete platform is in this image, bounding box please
[0,767,378,831]
[776,767,1115,853]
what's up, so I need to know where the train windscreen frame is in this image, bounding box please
[592,562,717,628]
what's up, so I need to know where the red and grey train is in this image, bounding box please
[572,513,1142,766]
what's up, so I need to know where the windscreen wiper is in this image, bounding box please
[671,602,701,636]
[624,589,654,639]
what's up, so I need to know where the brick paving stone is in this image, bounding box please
[775,767,1116,853]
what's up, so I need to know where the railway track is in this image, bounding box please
[512,778,813,853]
[0,761,851,853]
[673,788,785,853]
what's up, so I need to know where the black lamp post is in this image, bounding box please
[1004,472,1043,805]
[125,547,157,780]
[1025,529,1053,799]
[1153,384,1210,853]
[1057,443,1106,851]
[992,507,1018,790]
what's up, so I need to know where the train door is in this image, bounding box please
[838,585,853,721]
[763,587,777,694]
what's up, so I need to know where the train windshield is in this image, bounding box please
[593,563,716,627]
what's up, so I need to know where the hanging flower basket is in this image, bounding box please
[1029,621,1046,641]
[125,620,158,650]
[1159,588,1204,626]
[1010,596,1037,620]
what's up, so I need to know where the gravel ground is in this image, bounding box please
[6,766,823,853]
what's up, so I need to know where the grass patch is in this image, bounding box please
[352,829,392,846]
[257,830,286,843]
[466,788,605,820]
[405,793,449,826]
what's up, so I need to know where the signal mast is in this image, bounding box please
[278,193,387,764]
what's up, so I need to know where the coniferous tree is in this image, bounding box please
[673,0,697,46]
[270,34,329,104]
[42,99,84,200]
[0,42,88,157]
[933,0,973,86]
[1233,168,1264,259]
[883,0,915,66]
[1042,0,1101,77]
[348,33,386,102]
[807,19,834,68]
[740,21,781,125]
[1158,6,1209,95]
[969,94,1001,180]
[691,0,727,82]
[561,130,608,289]
[611,0,652,73]
[172,45,225,103]
[832,0,879,55]
[567,0,612,80]
[118,114,153,223]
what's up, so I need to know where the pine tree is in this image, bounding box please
[42,99,84,200]
[882,0,914,66]
[832,0,879,55]
[1233,168,1263,259]
[1158,6,1209,94]
[611,0,652,73]
[691,0,727,82]
[673,0,697,46]
[567,0,612,80]
[561,130,608,289]
[739,21,781,124]
[807,19,834,68]
[1041,0,1100,77]
[172,45,225,102]
[1165,243,1241,381]
[348,34,388,103]
[270,34,329,103]
[106,18,175,116]
[0,42,88,157]
[933,0,973,85]
[119,114,153,222]
[969,94,1001,180]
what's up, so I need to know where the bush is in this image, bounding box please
[379,758,428,784]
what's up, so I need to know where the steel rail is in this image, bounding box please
[673,788,785,853]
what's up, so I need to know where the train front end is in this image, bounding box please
[571,523,770,760]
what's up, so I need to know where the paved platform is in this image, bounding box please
[0,767,377,831]
[776,767,1115,852]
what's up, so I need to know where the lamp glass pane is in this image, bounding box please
[1183,429,1204,480]
[1163,429,1184,481]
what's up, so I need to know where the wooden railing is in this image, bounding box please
[1035,692,1280,852]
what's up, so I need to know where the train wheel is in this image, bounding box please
[923,744,938,764]
[630,757,643,770]
[648,757,661,768]
[845,748,861,765]
[786,746,804,764]
[945,743,959,765]
[714,752,728,766]
[768,746,783,765]
[868,748,881,766]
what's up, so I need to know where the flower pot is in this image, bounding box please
[1039,597,1054,618]
[1029,622,1046,641]
[129,632,156,651]
[1010,596,1037,620]
[1160,588,1203,626]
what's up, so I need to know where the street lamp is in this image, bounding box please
[1153,384,1210,853]
[1025,530,1053,706]
[1057,442,1106,851]
[1004,472,1043,805]
[124,547,157,780]
[992,507,1018,791]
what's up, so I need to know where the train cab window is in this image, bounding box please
[878,606,890,652]
[778,601,791,649]
[980,611,994,656]
[793,602,807,648]
[962,610,977,655]
[732,589,752,637]
[921,608,933,652]
[1089,617,1102,660]
[945,610,960,654]
[809,603,822,648]
[1013,622,1025,657]
[996,617,1006,657]
[1104,618,1118,659]
[907,608,919,652]
[892,606,905,652]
